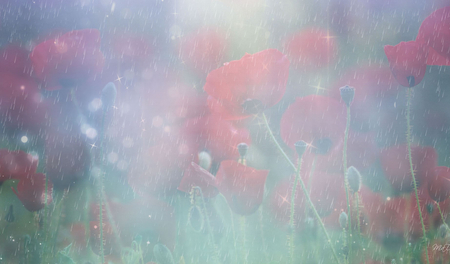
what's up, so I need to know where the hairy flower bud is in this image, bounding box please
[347,166,362,193]
[339,211,348,229]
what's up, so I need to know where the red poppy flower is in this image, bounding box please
[416,6,450,65]
[380,144,437,193]
[178,28,227,75]
[30,29,105,90]
[178,162,218,198]
[427,166,450,202]
[384,41,428,87]
[0,149,39,182]
[204,49,290,119]
[215,160,268,215]
[0,72,51,132]
[283,27,338,71]
[0,45,32,76]
[281,95,346,150]
[182,114,251,161]
[12,173,52,212]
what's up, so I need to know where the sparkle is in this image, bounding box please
[115,75,124,83]
[262,63,269,71]
[322,30,337,42]
[309,81,327,94]
[278,193,290,205]
[89,143,97,150]
[112,105,119,110]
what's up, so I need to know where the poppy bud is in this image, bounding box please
[339,85,355,107]
[294,140,307,158]
[347,166,362,193]
[339,211,348,229]
[198,151,212,171]
[237,143,248,158]
[101,82,117,111]
[153,244,175,264]
[439,224,448,238]
[188,205,204,233]
[426,203,434,214]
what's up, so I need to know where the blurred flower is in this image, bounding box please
[283,27,338,71]
[417,6,450,65]
[182,114,251,161]
[12,173,52,212]
[30,29,105,90]
[215,160,268,215]
[0,149,39,182]
[110,32,153,70]
[177,28,228,75]
[204,49,290,119]
[380,144,437,193]
[384,41,428,87]
[427,166,450,202]
[178,162,218,198]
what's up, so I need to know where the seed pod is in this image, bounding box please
[426,203,434,214]
[153,244,175,264]
[439,224,448,238]
[347,166,362,193]
[294,140,307,158]
[237,143,249,158]
[339,211,348,229]
[188,205,204,233]
[339,85,355,107]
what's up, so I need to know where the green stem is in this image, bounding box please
[193,186,220,264]
[406,88,429,264]
[436,201,446,225]
[343,106,352,263]
[258,207,270,264]
[289,158,303,264]
[240,216,248,264]
[220,193,238,263]
[262,113,341,264]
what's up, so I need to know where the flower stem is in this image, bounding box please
[406,87,429,264]
[289,158,303,264]
[193,186,220,264]
[343,106,352,263]
[262,113,341,264]
[240,216,248,264]
[435,201,446,225]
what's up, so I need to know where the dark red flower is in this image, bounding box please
[204,49,289,119]
[0,149,39,182]
[283,27,338,71]
[182,114,251,161]
[215,160,268,215]
[380,144,437,193]
[281,95,346,150]
[178,28,228,75]
[416,6,450,65]
[178,162,218,198]
[384,41,428,87]
[0,72,51,132]
[30,29,105,90]
[12,173,52,211]
[427,166,450,202]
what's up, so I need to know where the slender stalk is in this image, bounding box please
[355,194,361,236]
[258,207,270,264]
[219,193,238,263]
[406,87,429,264]
[343,106,352,263]
[240,216,248,264]
[435,201,446,225]
[289,158,303,264]
[193,186,220,264]
[262,113,341,264]
[98,112,106,264]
